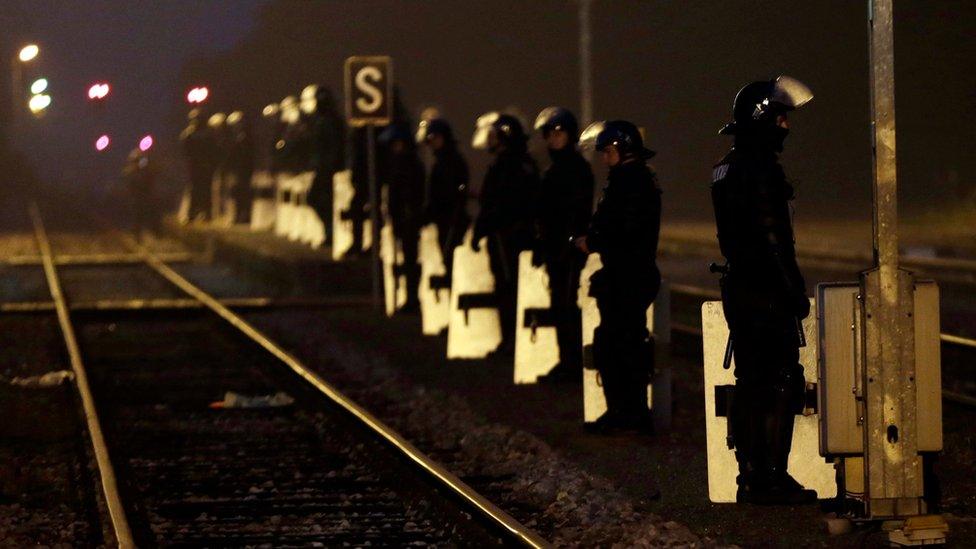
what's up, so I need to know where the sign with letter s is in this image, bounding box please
[345,56,393,127]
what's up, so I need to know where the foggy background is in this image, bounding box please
[2,0,974,221]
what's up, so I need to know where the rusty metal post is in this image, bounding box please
[860,0,923,520]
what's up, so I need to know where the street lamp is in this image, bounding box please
[88,82,110,100]
[28,93,51,114]
[30,78,48,94]
[186,86,209,104]
[11,43,40,120]
[18,44,39,63]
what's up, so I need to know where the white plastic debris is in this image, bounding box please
[9,370,75,388]
[209,391,295,409]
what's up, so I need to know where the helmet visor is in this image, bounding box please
[533,106,561,132]
[415,121,429,144]
[770,76,813,110]
[471,111,499,149]
[578,121,607,150]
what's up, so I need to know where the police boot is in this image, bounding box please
[617,336,654,434]
[732,384,770,503]
[586,328,626,434]
[756,371,816,505]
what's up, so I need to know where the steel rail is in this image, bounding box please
[3,251,196,266]
[0,296,373,313]
[113,230,550,548]
[29,205,135,548]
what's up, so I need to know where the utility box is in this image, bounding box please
[816,281,943,456]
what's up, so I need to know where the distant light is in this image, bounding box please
[138,135,153,152]
[28,94,51,113]
[18,44,39,62]
[207,112,226,128]
[227,111,243,125]
[88,82,110,100]
[261,103,278,117]
[95,135,110,151]
[186,87,209,104]
[30,78,48,94]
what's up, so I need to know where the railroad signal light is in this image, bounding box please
[138,135,153,152]
[30,78,48,94]
[95,135,110,151]
[186,86,209,104]
[28,93,51,114]
[88,82,110,100]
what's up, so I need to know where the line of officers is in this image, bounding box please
[181,75,819,506]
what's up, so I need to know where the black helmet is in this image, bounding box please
[416,117,454,143]
[720,75,813,135]
[533,106,579,141]
[472,112,527,151]
[378,122,413,145]
[579,120,654,160]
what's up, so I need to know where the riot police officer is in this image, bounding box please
[417,118,470,282]
[576,120,660,433]
[225,111,255,224]
[122,146,158,241]
[180,108,218,222]
[379,123,425,313]
[304,85,346,241]
[710,76,816,505]
[533,107,594,382]
[472,113,540,355]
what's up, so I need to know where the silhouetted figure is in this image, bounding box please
[180,109,217,222]
[379,123,425,312]
[417,118,470,281]
[305,86,346,240]
[711,76,816,505]
[532,107,594,383]
[472,113,540,356]
[576,120,660,434]
[122,147,158,240]
[226,111,255,224]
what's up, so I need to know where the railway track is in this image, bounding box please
[25,204,546,547]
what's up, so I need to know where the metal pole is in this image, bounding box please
[578,0,593,126]
[861,0,925,521]
[367,124,381,309]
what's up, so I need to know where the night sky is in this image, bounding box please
[1,0,266,195]
[3,1,974,220]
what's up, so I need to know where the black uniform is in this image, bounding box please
[385,142,425,310]
[425,142,470,277]
[123,150,158,238]
[711,144,810,499]
[307,95,346,236]
[536,147,594,372]
[473,148,540,352]
[181,122,217,221]
[226,122,255,224]
[587,160,661,424]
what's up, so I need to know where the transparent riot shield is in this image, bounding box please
[701,298,836,503]
[578,254,669,424]
[513,251,559,383]
[419,224,451,335]
[446,230,502,359]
